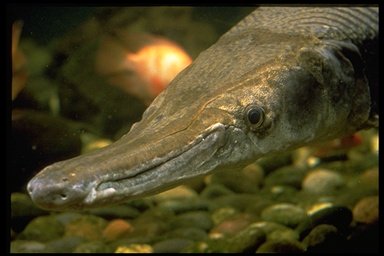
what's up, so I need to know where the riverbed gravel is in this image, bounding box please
[10,130,378,253]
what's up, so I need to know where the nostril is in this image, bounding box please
[60,193,68,200]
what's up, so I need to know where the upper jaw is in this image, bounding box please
[81,123,228,207]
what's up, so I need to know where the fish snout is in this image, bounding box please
[27,167,90,210]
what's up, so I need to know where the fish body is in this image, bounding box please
[27,7,378,210]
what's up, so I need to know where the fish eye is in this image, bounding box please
[245,105,265,129]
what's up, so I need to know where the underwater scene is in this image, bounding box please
[9,6,378,253]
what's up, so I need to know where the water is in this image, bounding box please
[9,6,378,253]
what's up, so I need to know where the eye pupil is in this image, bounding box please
[246,105,265,127]
[248,109,261,124]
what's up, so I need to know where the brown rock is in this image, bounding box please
[353,196,379,224]
[359,168,379,190]
[102,219,134,241]
[302,169,344,195]
[210,213,255,238]
[65,215,107,241]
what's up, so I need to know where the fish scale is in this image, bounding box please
[230,7,378,43]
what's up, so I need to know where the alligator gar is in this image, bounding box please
[27,7,378,210]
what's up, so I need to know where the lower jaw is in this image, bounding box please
[88,127,227,205]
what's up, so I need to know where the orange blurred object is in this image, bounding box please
[12,21,28,100]
[312,133,363,158]
[95,32,192,105]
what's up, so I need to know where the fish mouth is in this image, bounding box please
[83,123,227,206]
